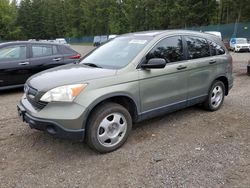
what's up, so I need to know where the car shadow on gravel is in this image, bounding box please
[130,106,201,145]
[19,105,207,156]
[15,130,97,159]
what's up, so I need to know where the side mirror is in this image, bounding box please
[141,58,167,69]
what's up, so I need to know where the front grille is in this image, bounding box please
[25,85,48,110]
[27,97,47,110]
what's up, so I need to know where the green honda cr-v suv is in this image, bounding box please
[17,30,233,153]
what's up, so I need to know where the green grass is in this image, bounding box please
[69,42,93,46]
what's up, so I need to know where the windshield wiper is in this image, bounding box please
[82,63,102,68]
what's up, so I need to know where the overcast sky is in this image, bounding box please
[11,0,21,5]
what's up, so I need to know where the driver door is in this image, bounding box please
[138,36,189,117]
[0,44,29,87]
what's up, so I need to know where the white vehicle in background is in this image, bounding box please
[38,40,48,42]
[108,35,117,40]
[229,38,250,52]
[48,39,56,43]
[93,36,101,46]
[28,38,69,45]
[28,39,36,42]
[55,38,69,46]
[93,35,117,47]
[204,31,222,40]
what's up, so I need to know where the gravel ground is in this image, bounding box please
[71,45,94,57]
[0,48,250,188]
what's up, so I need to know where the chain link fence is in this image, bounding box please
[2,22,250,44]
[65,36,94,44]
[188,22,250,40]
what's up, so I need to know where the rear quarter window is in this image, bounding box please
[60,45,76,54]
[208,40,225,56]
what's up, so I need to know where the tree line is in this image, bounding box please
[0,0,250,40]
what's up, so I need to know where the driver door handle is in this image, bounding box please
[53,58,61,61]
[209,60,216,64]
[18,62,30,66]
[177,65,187,70]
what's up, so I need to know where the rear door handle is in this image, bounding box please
[177,65,187,70]
[18,62,30,66]
[209,60,216,64]
[53,58,62,61]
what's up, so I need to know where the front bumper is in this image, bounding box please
[235,47,250,52]
[17,97,87,141]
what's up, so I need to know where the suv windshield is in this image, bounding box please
[81,36,152,69]
[236,38,247,44]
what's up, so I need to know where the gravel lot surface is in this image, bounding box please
[0,48,250,188]
[71,45,94,57]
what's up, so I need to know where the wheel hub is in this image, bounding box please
[97,113,127,147]
[108,123,119,135]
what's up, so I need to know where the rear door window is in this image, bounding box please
[0,45,27,61]
[185,36,210,59]
[147,36,184,63]
[52,45,59,54]
[32,45,53,57]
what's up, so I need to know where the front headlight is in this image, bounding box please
[40,84,87,102]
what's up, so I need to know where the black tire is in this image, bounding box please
[203,80,225,111]
[86,102,132,153]
[247,64,250,76]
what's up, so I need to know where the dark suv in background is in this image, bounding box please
[0,41,81,90]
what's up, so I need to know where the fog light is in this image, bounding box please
[47,126,56,135]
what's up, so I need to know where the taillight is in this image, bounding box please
[69,54,81,59]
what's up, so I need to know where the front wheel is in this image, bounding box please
[86,102,132,153]
[203,81,225,111]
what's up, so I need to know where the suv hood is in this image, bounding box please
[27,64,117,91]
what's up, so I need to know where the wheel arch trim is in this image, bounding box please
[213,75,229,95]
[82,92,140,129]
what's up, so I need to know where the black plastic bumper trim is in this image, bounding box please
[17,104,85,141]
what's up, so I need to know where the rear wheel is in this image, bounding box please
[203,81,225,111]
[86,102,132,153]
